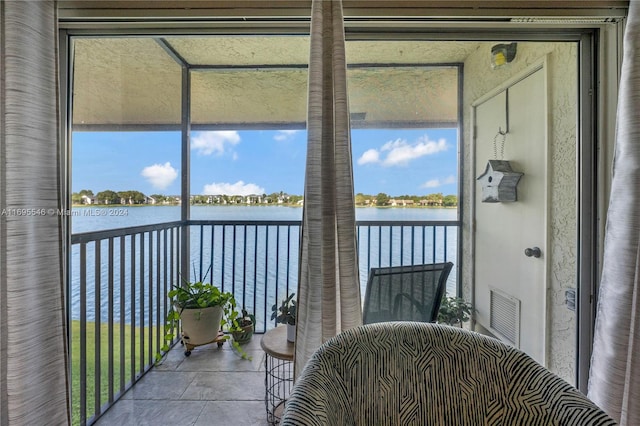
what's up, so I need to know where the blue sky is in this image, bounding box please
[72,128,458,197]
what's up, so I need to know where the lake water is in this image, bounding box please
[71,205,458,328]
[71,205,457,233]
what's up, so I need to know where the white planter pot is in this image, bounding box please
[287,323,296,343]
[180,306,223,346]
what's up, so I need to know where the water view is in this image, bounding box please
[71,204,457,232]
[70,205,458,330]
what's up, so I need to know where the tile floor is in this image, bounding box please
[94,336,270,426]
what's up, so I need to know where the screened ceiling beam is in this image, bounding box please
[156,38,191,67]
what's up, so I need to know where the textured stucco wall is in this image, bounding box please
[462,42,578,384]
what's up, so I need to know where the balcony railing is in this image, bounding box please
[70,219,459,425]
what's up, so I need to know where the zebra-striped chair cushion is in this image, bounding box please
[281,322,615,426]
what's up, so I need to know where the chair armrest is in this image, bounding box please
[281,357,354,425]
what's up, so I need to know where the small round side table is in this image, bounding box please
[260,326,294,425]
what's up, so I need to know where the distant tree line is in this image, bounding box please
[72,189,149,205]
[190,192,304,206]
[73,189,457,207]
[356,192,457,207]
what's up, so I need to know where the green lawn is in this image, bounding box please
[70,321,160,426]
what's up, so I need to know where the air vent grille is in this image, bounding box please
[490,288,520,347]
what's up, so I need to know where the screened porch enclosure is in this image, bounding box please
[67,30,590,426]
[69,35,463,425]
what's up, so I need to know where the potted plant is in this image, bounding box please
[232,308,256,345]
[158,267,250,360]
[271,293,296,342]
[437,296,472,327]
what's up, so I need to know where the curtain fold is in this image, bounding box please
[295,0,362,377]
[0,1,70,425]
[588,3,640,424]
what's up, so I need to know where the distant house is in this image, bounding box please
[146,196,156,205]
[81,195,95,205]
[246,195,261,204]
[420,198,443,207]
[390,199,412,207]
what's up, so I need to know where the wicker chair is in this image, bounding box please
[281,322,615,426]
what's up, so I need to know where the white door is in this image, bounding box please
[473,61,548,366]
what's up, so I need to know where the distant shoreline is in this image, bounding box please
[71,204,457,209]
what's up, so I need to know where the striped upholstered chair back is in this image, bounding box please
[281,322,615,426]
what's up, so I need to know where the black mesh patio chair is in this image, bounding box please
[362,262,453,324]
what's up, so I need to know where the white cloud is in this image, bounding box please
[141,162,178,190]
[422,179,441,189]
[356,134,448,167]
[381,137,448,166]
[274,130,300,142]
[357,149,380,165]
[202,181,265,196]
[421,175,457,189]
[191,131,241,156]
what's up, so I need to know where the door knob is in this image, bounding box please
[524,247,541,258]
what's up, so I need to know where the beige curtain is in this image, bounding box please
[295,0,362,376]
[0,1,70,425]
[588,3,640,424]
